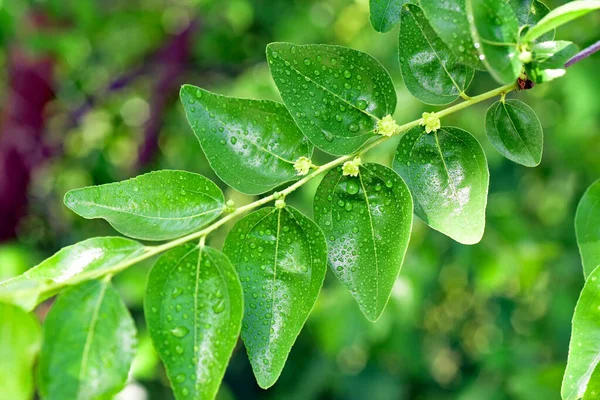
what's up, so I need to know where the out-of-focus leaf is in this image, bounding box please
[523,1,600,43]
[369,0,410,33]
[509,0,554,42]
[575,179,600,278]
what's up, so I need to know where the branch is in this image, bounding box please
[566,39,600,68]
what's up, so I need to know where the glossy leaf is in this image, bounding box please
[0,302,41,400]
[575,179,600,278]
[584,363,600,400]
[509,0,554,42]
[393,126,489,244]
[180,85,313,195]
[523,0,600,43]
[485,99,543,167]
[267,42,397,156]
[145,244,243,400]
[0,237,145,311]
[38,280,137,400]
[467,0,521,84]
[369,0,409,32]
[223,206,327,388]
[562,265,600,400]
[313,163,413,321]
[532,40,579,68]
[419,0,484,70]
[64,170,224,241]
[399,4,474,105]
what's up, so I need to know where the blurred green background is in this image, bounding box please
[1,0,599,399]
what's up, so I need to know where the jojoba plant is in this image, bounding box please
[1,0,600,399]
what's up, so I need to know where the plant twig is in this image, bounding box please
[566,40,600,68]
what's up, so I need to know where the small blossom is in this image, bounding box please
[342,157,361,177]
[275,199,286,209]
[518,50,532,64]
[377,115,398,137]
[293,156,312,175]
[224,199,236,213]
[421,112,441,133]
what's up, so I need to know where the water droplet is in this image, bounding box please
[346,181,359,195]
[356,100,367,110]
[343,70,352,79]
[171,326,189,338]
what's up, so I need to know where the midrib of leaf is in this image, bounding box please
[266,208,282,356]
[500,102,535,162]
[77,280,109,400]
[358,169,380,311]
[378,0,393,32]
[74,201,223,221]
[193,245,202,388]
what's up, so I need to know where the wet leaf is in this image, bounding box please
[223,206,327,388]
[0,237,145,311]
[467,0,521,84]
[562,265,600,400]
[369,0,410,32]
[65,170,224,241]
[0,303,41,400]
[584,363,600,400]
[509,0,554,42]
[38,280,137,400]
[267,42,397,156]
[393,126,489,244]
[523,0,600,43]
[399,3,474,105]
[419,0,484,70]
[485,99,543,167]
[575,179,600,278]
[180,85,313,195]
[313,163,413,321]
[145,244,243,400]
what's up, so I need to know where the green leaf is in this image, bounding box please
[0,303,41,400]
[584,363,600,400]
[575,179,600,278]
[532,40,579,68]
[64,170,224,241]
[145,244,243,400]
[267,42,397,156]
[509,0,554,42]
[223,206,327,388]
[523,0,600,43]
[313,163,413,321]
[466,0,521,84]
[0,237,145,311]
[370,0,410,33]
[38,280,137,400]
[485,99,543,167]
[393,126,489,244]
[399,3,474,105]
[561,265,600,400]
[419,0,484,70]
[180,85,313,195]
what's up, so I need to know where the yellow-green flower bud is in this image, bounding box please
[293,156,312,176]
[377,115,398,137]
[421,112,441,134]
[342,157,361,177]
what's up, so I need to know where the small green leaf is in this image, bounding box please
[0,237,145,311]
[38,280,137,400]
[370,0,410,33]
[399,3,474,105]
[532,40,579,68]
[509,0,554,42]
[393,126,489,244]
[561,265,600,400]
[419,0,484,70]
[145,244,243,400]
[223,206,327,388]
[267,42,397,156]
[313,163,413,321]
[584,363,600,400]
[180,85,313,195]
[575,179,600,278]
[485,99,543,167]
[523,0,600,43]
[64,170,224,241]
[467,0,521,84]
[0,303,41,400]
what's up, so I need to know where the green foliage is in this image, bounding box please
[369,0,410,33]
[38,280,136,400]
[526,40,579,83]
[145,244,243,399]
[485,99,544,167]
[522,1,600,43]
[223,206,327,388]
[584,364,600,400]
[575,179,600,278]
[509,0,554,42]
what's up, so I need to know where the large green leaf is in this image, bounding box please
[393,126,489,244]
[223,206,327,388]
[313,163,413,321]
[399,3,474,105]
[370,0,409,32]
[466,0,521,84]
[267,42,397,156]
[180,85,313,195]
[523,0,600,43]
[562,265,600,400]
[509,0,554,42]
[576,179,600,278]
[419,0,484,70]
[0,303,41,400]
[38,280,137,400]
[64,170,224,241]
[0,237,145,311]
[145,244,243,400]
[485,99,543,167]
[584,363,600,400]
